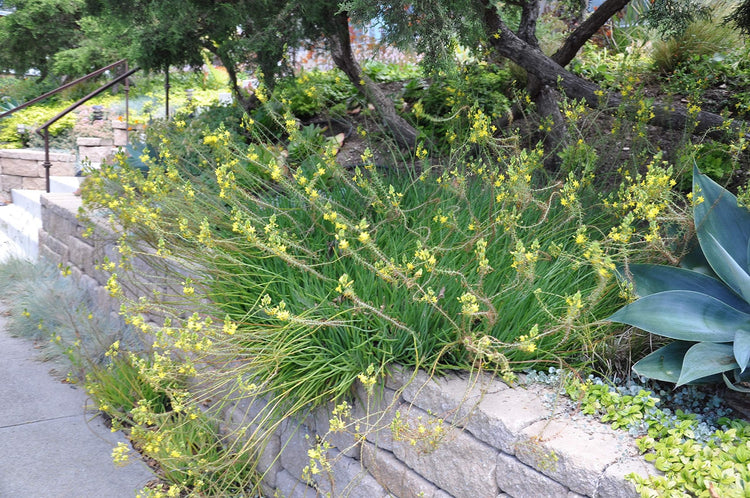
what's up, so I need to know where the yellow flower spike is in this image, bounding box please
[458,293,480,316]
[336,274,355,298]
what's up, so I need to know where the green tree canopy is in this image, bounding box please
[0,0,85,80]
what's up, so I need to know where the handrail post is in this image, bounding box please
[164,68,170,118]
[125,60,130,145]
[42,129,51,193]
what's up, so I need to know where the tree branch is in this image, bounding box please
[552,0,631,67]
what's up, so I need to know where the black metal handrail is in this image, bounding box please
[0,59,140,192]
[0,59,129,120]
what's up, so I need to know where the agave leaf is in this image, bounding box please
[677,342,738,386]
[620,263,750,312]
[632,341,692,383]
[608,290,750,342]
[723,373,750,392]
[700,232,750,304]
[735,330,750,372]
[693,166,750,273]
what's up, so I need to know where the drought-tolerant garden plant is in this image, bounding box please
[609,167,750,389]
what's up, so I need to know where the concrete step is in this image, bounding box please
[10,189,42,219]
[50,176,84,194]
[0,203,40,261]
[0,227,24,262]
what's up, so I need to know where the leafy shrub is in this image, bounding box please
[404,61,513,146]
[274,70,357,118]
[0,104,76,147]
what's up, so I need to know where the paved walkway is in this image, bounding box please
[0,311,154,497]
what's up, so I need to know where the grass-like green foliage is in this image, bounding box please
[79,92,694,432]
[651,3,740,75]
[610,167,750,388]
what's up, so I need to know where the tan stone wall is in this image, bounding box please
[0,149,76,202]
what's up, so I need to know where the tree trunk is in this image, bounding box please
[208,44,259,113]
[518,0,568,168]
[481,0,742,142]
[551,0,631,67]
[328,13,418,150]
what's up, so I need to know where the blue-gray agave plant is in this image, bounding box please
[609,166,750,389]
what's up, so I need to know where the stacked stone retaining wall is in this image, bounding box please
[0,149,76,202]
[38,192,657,497]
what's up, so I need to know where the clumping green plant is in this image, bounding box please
[74,87,700,494]
[0,258,141,375]
[610,167,750,389]
[651,2,740,75]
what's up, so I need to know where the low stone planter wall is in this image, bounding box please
[39,193,658,498]
[0,149,76,202]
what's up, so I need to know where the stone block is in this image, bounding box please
[1,158,40,177]
[516,418,638,497]
[313,448,387,498]
[597,458,658,498]
[79,146,115,165]
[66,234,94,274]
[279,420,315,482]
[362,443,441,498]
[392,405,500,498]
[496,452,568,497]
[465,384,552,454]
[221,394,283,488]
[352,383,400,452]
[397,367,551,455]
[311,401,360,458]
[2,174,23,192]
[38,245,60,264]
[38,231,68,263]
[77,137,114,147]
[275,469,318,498]
[22,176,46,190]
[49,160,75,176]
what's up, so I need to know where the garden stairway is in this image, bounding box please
[0,176,84,261]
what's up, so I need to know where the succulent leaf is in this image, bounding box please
[676,342,738,386]
[699,232,750,303]
[612,168,750,385]
[632,341,692,383]
[734,330,750,372]
[608,290,750,343]
[621,263,750,312]
[693,166,750,275]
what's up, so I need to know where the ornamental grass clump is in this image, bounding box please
[78,96,695,494]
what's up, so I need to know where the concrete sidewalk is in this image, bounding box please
[0,312,154,498]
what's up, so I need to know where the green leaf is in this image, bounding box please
[620,263,750,312]
[608,290,750,343]
[735,330,750,372]
[693,166,750,273]
[700,232,750,303]
[633,341,692,383]
[677,342,738,386]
